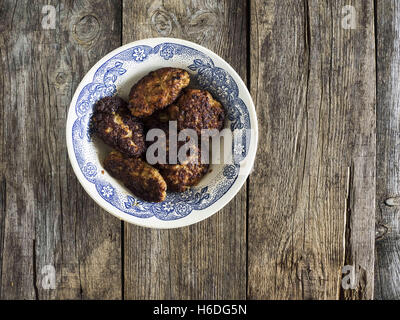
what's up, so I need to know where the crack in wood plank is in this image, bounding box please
[248,0,375,300]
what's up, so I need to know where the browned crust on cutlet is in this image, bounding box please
[173,89,225,135]
[104,151,167,202]
[152,135,209,192]
[159,162,209,192]
[128,67,190,118]
[142,107,176,132]
[91,96,146,157]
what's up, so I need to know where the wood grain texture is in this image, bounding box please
[248,0,375,300]
[122,0,247,299]
[375,0,400,300]
[0,0,122,299]
[0,0,387,300]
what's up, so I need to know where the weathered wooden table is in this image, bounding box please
[0,0,398,300]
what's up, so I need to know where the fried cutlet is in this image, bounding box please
[146,129,209,192]
[128,67,190,117]
[104,151,167,202]
[159,160,209,192]
[172,89,225,135]
[91,96,145,157]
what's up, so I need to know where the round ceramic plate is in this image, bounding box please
[66,37,258,229]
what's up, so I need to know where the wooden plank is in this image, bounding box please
[248,0,375,299]
[0,0,122,299]
[122,0,247,299]
[375,0,400,300]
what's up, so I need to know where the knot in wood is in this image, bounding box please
[385,196,400,206]
[55,72,68,85]
[375,224,388,240]
[72,14,100,45]
[151,9,173,36]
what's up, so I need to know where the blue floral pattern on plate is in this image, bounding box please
[71,42,251,221]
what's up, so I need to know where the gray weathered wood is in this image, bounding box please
[0,0,390,301]
[122,0,247,299]
[0,0,122,299]
[375,0,400,300]
[248,0,376,299]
